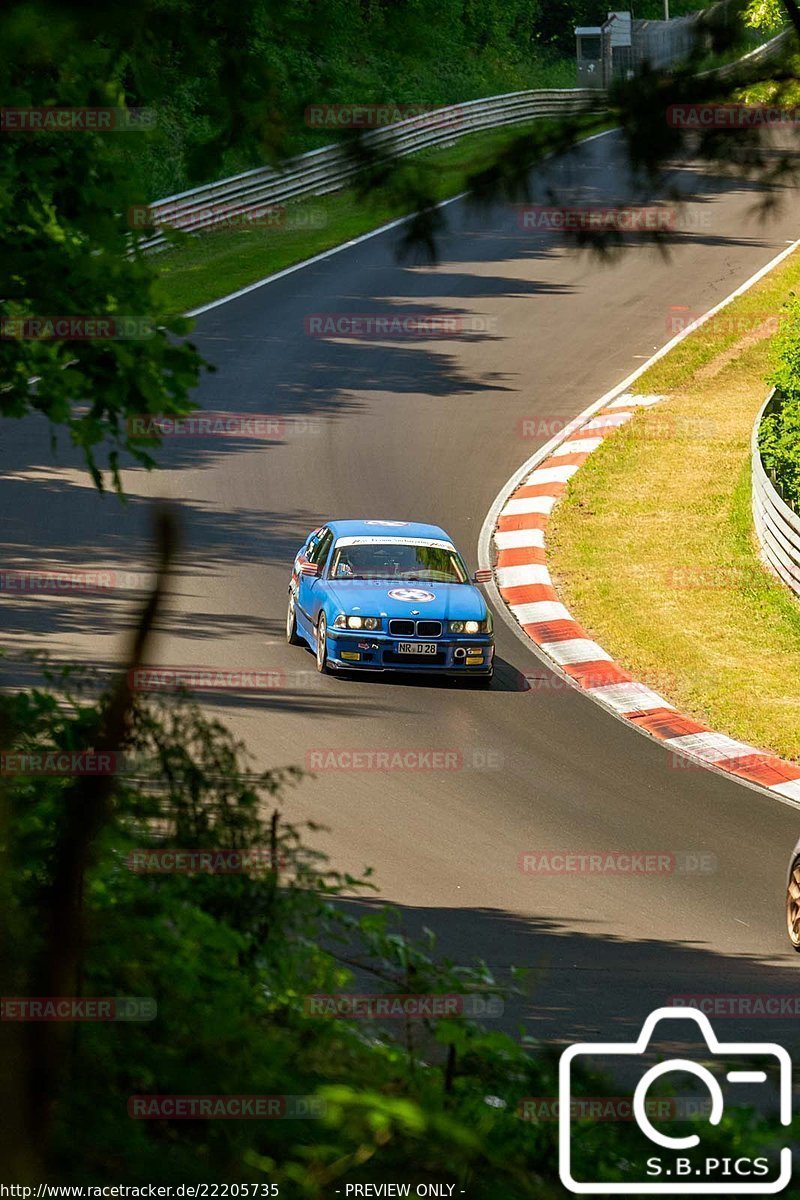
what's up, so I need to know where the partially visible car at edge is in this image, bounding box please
[787,838,800,951]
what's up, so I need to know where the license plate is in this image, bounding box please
[397,642,437,655]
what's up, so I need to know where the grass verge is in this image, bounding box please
[548,246,800,761]
[152,115,611,315]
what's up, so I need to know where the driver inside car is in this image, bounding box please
[334,555,354,577]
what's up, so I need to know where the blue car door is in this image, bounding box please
[298,526,333,627]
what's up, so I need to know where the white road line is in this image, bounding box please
[495,564,552,589]
[608,392,664,408]
[500,495,557,517]
[664,731,761,763]
[587,681,673,714]
[509,600,571,624]
[772,779,800,802]
[524,464,580,485]
[544,638,612,666]
[494,529,546,550]
[186,127,620,319]
[583,411,634,430]
[552,436,604,456]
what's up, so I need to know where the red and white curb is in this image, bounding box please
[486,390,800,807]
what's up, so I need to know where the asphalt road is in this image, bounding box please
[3,129,800,1055]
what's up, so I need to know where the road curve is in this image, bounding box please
[3,129,800,1050]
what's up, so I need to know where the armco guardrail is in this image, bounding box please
[752,389,800,596]
[137,89,605,251]
[695,25,791,81]
[700,25,793,81]
[138,27,792,251]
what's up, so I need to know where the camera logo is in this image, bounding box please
[559,1007,792,1194]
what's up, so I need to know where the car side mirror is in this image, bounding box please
[299,562,320,577]
[473,568,493,584]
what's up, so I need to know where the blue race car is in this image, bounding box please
[286,519,494,684]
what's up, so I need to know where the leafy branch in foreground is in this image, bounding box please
[746,0,788,30]
[0,4,213,492]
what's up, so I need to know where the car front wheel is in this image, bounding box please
[787,855,800,951]
[286,591,303,645]
[316,613,330,674]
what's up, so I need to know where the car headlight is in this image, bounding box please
[449,619,491,634]
[339,615,381,630]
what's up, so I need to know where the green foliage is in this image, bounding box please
[0,3,210,492]
[0,664,503,1184]
[19,0,576,199]
[147,0,572,189]
[744,0,787,31]
[0,656,794,1188]
[760,293,800,506]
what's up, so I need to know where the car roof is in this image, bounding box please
[326,519,453,542]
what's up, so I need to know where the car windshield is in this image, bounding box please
[330,540,468,583]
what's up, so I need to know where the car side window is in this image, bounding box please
[308,528,333,570]
[305,529,325,563]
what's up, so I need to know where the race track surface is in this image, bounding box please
[3,129,800,1051]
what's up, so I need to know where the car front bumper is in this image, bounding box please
[325,629,494,674]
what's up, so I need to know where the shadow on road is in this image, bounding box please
[335,896,800,1056]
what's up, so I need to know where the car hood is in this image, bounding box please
[324,580,488,622]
